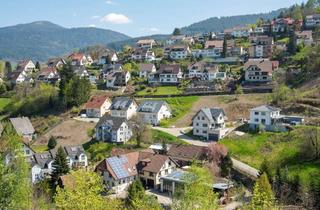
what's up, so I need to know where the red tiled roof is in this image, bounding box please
[85,95,110,109]
[158,64,181,75]
[244,59,279,73]
[69,53,85,62]
[141,154,170,173]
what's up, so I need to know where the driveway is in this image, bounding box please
[152,127,209,147]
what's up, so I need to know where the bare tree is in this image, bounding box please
[129,115,152,147]
[206,143,228,176]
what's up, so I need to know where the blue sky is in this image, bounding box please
[0,0,305,37]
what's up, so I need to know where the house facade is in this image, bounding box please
[148,64,183,84]
[249,36,274,58]
[244,59,279,83]
[306,14,320,28]
[137,100,172,125]
[169,45,191,60]
[139,63,156,78]
[106,71,131,88]
[29,145,88,183]
[295,31,313,46]
[17,60,36,73]
[110,97,137,120]
[85,95,111,118]
[192,108,228,141]
[249,105,282,131]
[186,62,226,81]
[95,115,132,143]
[137,39,156,49]
[37,67,60,83]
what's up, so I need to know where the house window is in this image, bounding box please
[203,124,208,127]
[149,172,154,177]
[254,119,259,122]
[202,117,205,120]
[203,130,207,134]
[254,112,259,115]
[261,112,266,116]
[261,119,266,124]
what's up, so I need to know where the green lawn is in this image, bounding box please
[31,145,48,153]
[0,98,11,112]
[159,96,199,127]
[136,86,183,96]
[221,128,320,186]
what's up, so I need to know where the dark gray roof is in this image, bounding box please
[96,115,128,131]
[10,117,35,135]
[111,97,136,111]
[33,152,53,168]
[103,64,122,73]
[194,108,225,122]
[137,100,170,113]
[64,145,85,159]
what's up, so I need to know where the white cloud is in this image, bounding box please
[91,15,100,19]
[89,24,96,27]
[106,0,117,5]
[100,13,131,24]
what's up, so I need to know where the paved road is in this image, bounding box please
[153,126,260,179]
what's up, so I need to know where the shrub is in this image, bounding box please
[47,136,57,150]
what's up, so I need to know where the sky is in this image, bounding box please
[0,0,306,37]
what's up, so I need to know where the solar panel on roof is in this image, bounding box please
[107,156,129,179]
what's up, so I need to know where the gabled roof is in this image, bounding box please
[38,67,58,77]
[95,115,128,131]
[141,154,173,173]
[103,64,123,73]
[68,53,85,61]
[251,105,281,112]
[85,95,110,109]
[110,97,136,111]
[167,144,208,162]
[193,108,226,122]
[137,39,155,45]
[137,100,170,113]
[17,60,34,71]
[158,64,181,75]
[9,71,24,81]
[47,58,66,67]
[205,40,223,49]
[244,59,279,73]
[140,63,155,72]
[10,117,35,135]
[295,30,313,39]
[64,145,86,159]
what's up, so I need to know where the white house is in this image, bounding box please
[244,59,279,83]
[149,64,183,84]
[192,108,228,141]
[69,53,88,66]
[249,105,282,131]
[29,145,88,183]
[47,58,66,69]
[110,97,137,120]
[230,26,253,38]
[295,31,313,46]
[106,71,131,88]
[9,71,28,84]
[187,62,226,81]
[95,115,132,143]
[99,51,119,65]
[137,39,156,49]
[137,100,172,125]
[169,45,191,60]
[139,63,156,78]
[305,14,320,28]
[16,60,36,73]
[95,150,178,193]
[37,67,60,83]
[132,49,155,62]
[84,95,111,118]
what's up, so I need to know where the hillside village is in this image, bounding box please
[1,1,320,210]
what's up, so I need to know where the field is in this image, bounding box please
[174,94,269,127]
[220,128,320,186]
[152,129,188,145]
[136,86,183,96]
[33,119,95,149]
[157,96,199,127]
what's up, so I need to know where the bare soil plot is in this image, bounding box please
[34,119,96,147]
[174,94,269,127]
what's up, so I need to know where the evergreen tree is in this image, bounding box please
[222,37,228,58]
[288,30,297,55]
[58,62,75,108]
[4,61,12,78]
[35,61,41,71]
[250,173,275,209]
[47,136,57,150]
[127,179,145,207]
[51,146,69,187]
[173,28,182,36]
